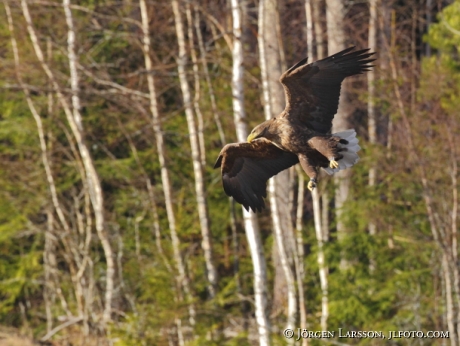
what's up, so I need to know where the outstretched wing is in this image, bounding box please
[279,47,375,133]
[214,139,299,212]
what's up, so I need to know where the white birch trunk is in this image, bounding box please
[294,168,308,346]
[186,3,206,166]
[326,0,351,269]
[171,0,218,299]
[305,0,314,59]
[258,0,296,336]
[383,17,459,343]
[312,189,328,331]
[449,138,460,341]
[442,254,457,346]
[44,209,54,334]
[314,0,330,245]
[385,8,395,155]
[21,0,115,326]
[139,0,196,325]
[194,7,226,145]
[325,0,347,119]
[123,124,174,274]
[304,1,328,337]
[232,0,270,344]
[6,0,71,240]
[321,194,329,241]
[367,0,377,156]
[312,0,325,59]
[62,0,115,325]
[368,0,378,270]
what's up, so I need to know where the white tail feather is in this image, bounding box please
[322,129,360,175]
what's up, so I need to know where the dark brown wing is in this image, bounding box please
[279,47,375,133]
[214,139,299,212]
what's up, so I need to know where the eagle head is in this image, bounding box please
[247,119,275,143]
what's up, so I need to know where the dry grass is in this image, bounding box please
[0,327,35,346]
[0,325,111,346]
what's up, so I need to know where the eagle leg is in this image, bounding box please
[298,154,318,191]
[307,178,317,191]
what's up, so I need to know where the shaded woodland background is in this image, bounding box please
[0,0,459,345]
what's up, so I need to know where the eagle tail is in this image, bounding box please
[323,129,360,175]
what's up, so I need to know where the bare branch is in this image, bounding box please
[40,316,83,342]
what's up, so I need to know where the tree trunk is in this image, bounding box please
[305,0,314,59]
[425,0,432,57]
[6,11,86,322]
[231,0,270,344]
[294,167,308,346]
[6,0,70,241]
[368,0,378,270]
[186,3,206,167]
[62,0,115,325]
[384,7,394,154]
[313,189,328,331]
[44,209,54,334]
[312,0,325,60]
[258,0,297,336]
[442,254,457,346]
[304,0,329,333]
[21,0,115,326]
[447,130,460,341]
[383,19,460,343]
[368,0,377,160]
[194,8,226,146]
[326,0,351,269]
[139,0,196,326]
[172,0,218,299]
[119,118,174,275]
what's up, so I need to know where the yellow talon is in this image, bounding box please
[329,159,339,169]
[307,179,316,191]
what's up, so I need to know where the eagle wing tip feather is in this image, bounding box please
[213,155,223,169]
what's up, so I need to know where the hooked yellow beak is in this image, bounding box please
[247,133,256,143]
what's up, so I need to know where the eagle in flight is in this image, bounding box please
[214,47,375,212]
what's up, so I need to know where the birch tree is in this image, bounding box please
[303,0,329,333]
[21,0,115,326]
[367,0,378,267]
[258,0,296,336]
[325,0,352,269]
[231,0,270,344]
[194,9,226,146]
[186,3,206,166]
[62,0,115,326]
[313,189,328,331]
[305,0,314,59]
[384,11,460,342]
[425,0,432,57]
[138,0,196,327]
[312,0,325,60]
[171,0,218,299]
[5,2,61,334]
[367,0,377,160]
[294,167,308,346]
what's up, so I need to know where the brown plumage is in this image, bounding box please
[214,47,376,212]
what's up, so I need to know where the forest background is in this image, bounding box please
[0,0,459,345]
